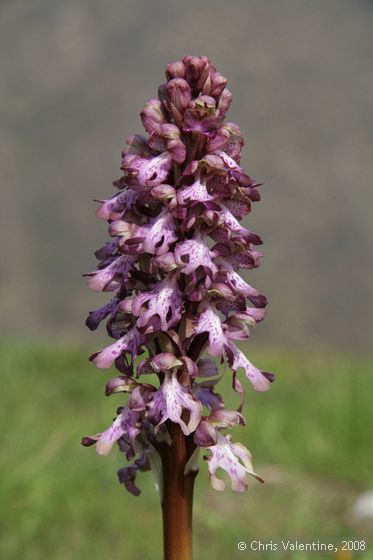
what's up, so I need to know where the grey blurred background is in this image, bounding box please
[1,0,372,349]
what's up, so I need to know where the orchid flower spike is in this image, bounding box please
[82,55,274,496]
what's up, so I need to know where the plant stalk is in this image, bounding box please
[160,422,198,560]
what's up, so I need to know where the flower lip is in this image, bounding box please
[204,433,264,492]
[149,370,202,436]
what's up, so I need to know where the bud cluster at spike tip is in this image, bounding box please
[82,55,274,495]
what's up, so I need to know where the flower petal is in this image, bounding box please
[219,262,267,308]
[82,415,125,456]
[123,152,173,187]
[85,255,136,292]
[133,276,183,333]
[140,99,166,135]
[90,328,145,369]
[96,189,138,221]
[85,296,118,331]
[194,420,217,447]
[175,237,217,277]
[227,343,271,392]
[149,353,183,372]
[177,177,214,206]
[110,210,177,257]
[209,409,245,428]
[194,304,228,357]
[149,371,202,435]
[204,433,263,492]
[193,379,223,412]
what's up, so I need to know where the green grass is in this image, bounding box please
[0,343,372,559]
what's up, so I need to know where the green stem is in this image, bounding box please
[159,422,198,560]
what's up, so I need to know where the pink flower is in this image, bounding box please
[226,343,273,392]
[149,370,202,436]
[194,304,229,357]
[204,433,263,492]
[83,55,274,495]
[90,328,145,369]
[132,275,183,333]
[175,236,217,278]
[82,407,141,457]
[109,209,177,256]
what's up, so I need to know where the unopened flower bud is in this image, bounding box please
[166,60,185,80]
[203,71,227,99]
[166,78,192,122]
[183,55,211,91]
[218,88,233,118]
[140,99,166,135]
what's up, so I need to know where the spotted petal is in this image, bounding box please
[149,371,202,435]
[219,262,267,308]
[204,433,263,491]
[86,296,118,331]
[81,408,140,457]
[177,177,214,205]
[215,205,262,245]
[175,237,217,277]
[194,304,228,357]
[227,343,271,392]
[96,189,138,221]
[85,255,136,292]
[123,152,173,187]
[132,276,183,333]
[87,415,124,456]
[90,328,145,369]
[110,210,177,256]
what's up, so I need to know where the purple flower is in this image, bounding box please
[82,407,141,456]
[84,255,136,292]
[122,151,173,187]
[95,189,139,221]
[193,379,223,413]
[204,433,263,492]
[132,275,183,333]
[166,78,192,123]
[90,327,145,369]
[193,303,229,357]
[86,296,118,331]
[118,450,151,496]
[140,99,166,134]
[149,370,202,436]
[217,262,267,308]
[226,343,273,392]
[177,175,214,205]
[109,209,177,256]
[175,236,217,278]
[83,55,274,495]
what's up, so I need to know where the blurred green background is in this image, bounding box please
[1,344,372,559]
[1,0,373,558]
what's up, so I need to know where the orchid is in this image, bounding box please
[82,55,274,560]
